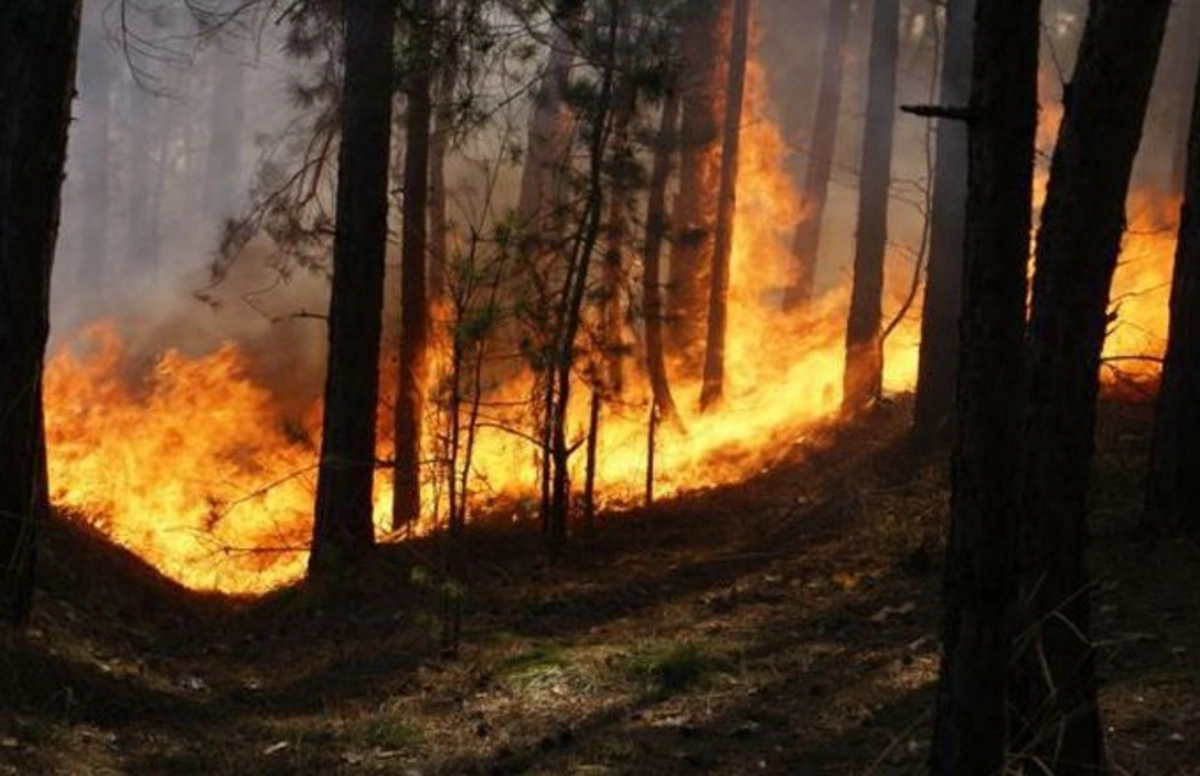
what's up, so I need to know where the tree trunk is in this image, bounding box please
[928,0,1039,772]
[309,0,395,576]
[912,0,974,448]
[394,0,436,533]
[1013,1,1172,771]
[1146,51,1200,539]
[667,0,730,378]
[643,88,683,426]
[0,0,82,626]
[700,0,750,411]
[782,0,850,310]
[842,0,899,415]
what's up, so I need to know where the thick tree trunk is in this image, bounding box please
[0,0,82,626]
[309,0,395,576]
[1146,54,1200,539]
[842,0,899,415]
[928,0,1039,772]
[643,89,683,426]
[394,0,436,533]
[782,0,850,310]
[912,0,975,448]
[699,0,750,411]
[1013,1,1172,771]
[666,0,730,378]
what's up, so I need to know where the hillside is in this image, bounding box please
[2,401,1197,775]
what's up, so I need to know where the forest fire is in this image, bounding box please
[41,51,928,594]
[40,37,1182,595]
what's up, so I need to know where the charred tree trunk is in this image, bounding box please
[667,0,730,378]
[309,0,396,576]
[0,0,82,626]
[1013,1,1172,771]
[643,88,683,426]
[928,0,1039,771]
[782,0,850,310]
[699,0,750,411]
[912,0,975,448]
[1146,53,1200,540]
[394,0,436,533]
[842,0,899,415]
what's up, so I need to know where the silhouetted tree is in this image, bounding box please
[0,0,83,626]
[643,87,683,425]
[929,0,1039,772]
[394,0,437,532]
[667,0,728,377]
[1145,36,1200,538]
[782,0,850,311]
[912,0,974,448]
[699,0,750,410]
[310,0,396,576]
[842,0,898,415]
[1013,0,1172,770]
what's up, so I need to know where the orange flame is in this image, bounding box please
[43,51,1175,595]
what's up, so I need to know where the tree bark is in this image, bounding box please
[394,0,436,533]
[429,0,459,303]
[912,0,975,448]
[842,0,899,415]
[643,88,683,426]
[928,0,1039,772]
[699,0,750,411]
[782,0,850,311]
[309,0,395,576]
[1013,1,1172,771]
[0,0,82,626]
[1146,48,1200,540]
[667,0,730,378]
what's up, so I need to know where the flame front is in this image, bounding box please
[43,50,1178,595]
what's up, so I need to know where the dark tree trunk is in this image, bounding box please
[782,0,850,310]
[309,0,396,576]
[603,81,635,396]
[912,0,975,448]
[1165,0,1200,196]
[0,0,82,626]
[1013,1,1172,771]
[928,0,1039,772]
[667,0,729,378]
[842,0,899,415]
[699,0,750,411]
[394,0,436,533]
[643,88,683,426]
[1146,51,1200,539]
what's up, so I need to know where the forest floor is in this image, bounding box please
[2,399,1199,775]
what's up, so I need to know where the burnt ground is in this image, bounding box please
[1,399,1198,775]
